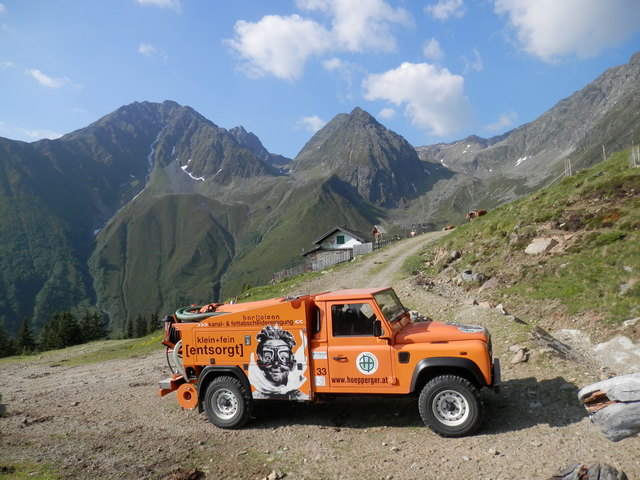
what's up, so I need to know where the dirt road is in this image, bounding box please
[1,232,638,480]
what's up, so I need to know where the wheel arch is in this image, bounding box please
[197,366,251,412]
[410,357,487,393]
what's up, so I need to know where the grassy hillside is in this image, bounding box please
[89,194,239,335]
[220,175,384,298]
[408,150,639,335]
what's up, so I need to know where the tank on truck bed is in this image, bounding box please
[159,287,500,437]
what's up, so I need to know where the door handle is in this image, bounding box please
[332,355,348,361]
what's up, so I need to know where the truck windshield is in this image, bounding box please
[374,289,406,323]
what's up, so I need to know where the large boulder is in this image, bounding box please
[525,237,559,255]
[578,373,640,442]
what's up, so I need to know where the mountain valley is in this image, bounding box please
[1,53,639,336]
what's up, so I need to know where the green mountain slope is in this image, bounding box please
[219,174,385,298]
[89,193,238,334]
[414,150,640,331]
[0,139,93,333]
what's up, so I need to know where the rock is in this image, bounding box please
[449,250,461,261]
[266,471,280,480]
[531,326,576,360]
[525,238,559,255]
[506,314,527,324]
[578,373,640,442]
[478,301,495,309]
[464,297,478,305]
[622,317,640,329]
[619,280,635,295]
[547,463,629,480]
[479,277,500,292]
[593,335,640,375]
[496,304,509,315]
[461,269,487,283]
[511,348,528,364]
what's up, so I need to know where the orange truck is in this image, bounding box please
[159,287,500,437]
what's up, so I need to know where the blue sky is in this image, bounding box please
[1,0,639,159]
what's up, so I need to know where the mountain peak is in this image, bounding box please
[347,107,379,125]
[293,108,427,207]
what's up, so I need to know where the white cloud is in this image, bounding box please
[494,0,640,62]
[463,48,483,73]
[138,43,157,57]
[322,57,343,72]
[0,4,6,14]
[485,110,518,133]
[298,0,413,52]
[25,68,81,89]
[362,62,472,136]
[322,57,362,101]
[423,38,444,61]
[297,115,326,133]
[425,0,466,20]
[1,60,14,68]
[19,128,63,140]
[322,57,361,79]
[228,0,413,80]
[227,14,332,80]
[135,0,181,12]
[378,107,396,119]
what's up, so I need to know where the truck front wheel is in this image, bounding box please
[204,376,253,429]
[418,375,483,437]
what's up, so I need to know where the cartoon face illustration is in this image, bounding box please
[256,326,296,386]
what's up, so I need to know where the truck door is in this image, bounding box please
[326,301,396,391]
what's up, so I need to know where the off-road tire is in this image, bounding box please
[203,376,253,429]
[418,374,483,437]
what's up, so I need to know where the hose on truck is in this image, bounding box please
[167,305,228,376]
[174,305,228,322]
[172,340,187,379]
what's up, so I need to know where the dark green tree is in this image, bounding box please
[40,318,61,351]
[0,325,15,358]
[147,312,160,333]
[79,310,106,342]
[135,314,147,338]
[57,312,82,348]
[125,318,134,339]
[40,312,82,351]
[17,317,37,353]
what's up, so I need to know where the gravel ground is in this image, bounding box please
[1,232,638,480]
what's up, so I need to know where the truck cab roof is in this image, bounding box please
[313,287,391,301]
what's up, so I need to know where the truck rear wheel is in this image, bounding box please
[418,375,483,437]
[204,376,252,429]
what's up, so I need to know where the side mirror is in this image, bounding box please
[373,319,382,337]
